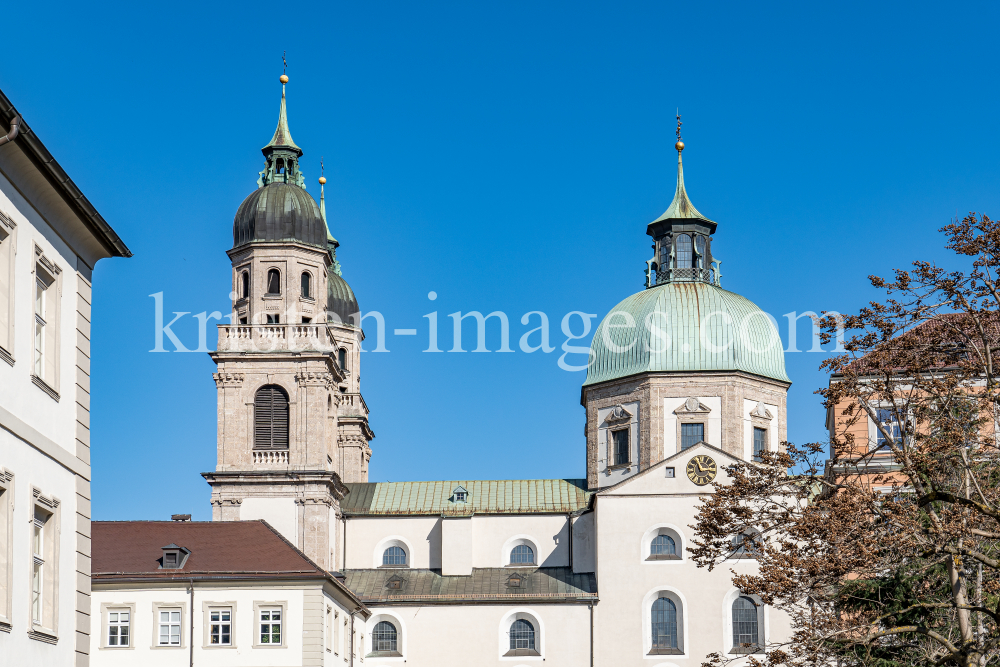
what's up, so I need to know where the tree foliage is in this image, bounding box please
[691,214,1000,667]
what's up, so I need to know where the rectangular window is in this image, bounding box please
[210,609,231,645]
[108,611,130,646]
[752,427,766,462]
[32,261,59,390]
[0,224,12,356]
[260,608,281,644]
[159,610,181,646]
[612,428,630,465]
[681,422,704,450]
[31,508,46,624]
[33,278,45,376]
[875,409,901,451]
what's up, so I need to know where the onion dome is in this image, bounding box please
[232,182,328,248]
[584,281,789,386]
[328,272,360,325]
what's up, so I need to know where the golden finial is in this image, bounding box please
[319,157,326,184]
[280,74,289,84]
[675,110,684,152]
[280,51,289,84]
[318,176,326,184]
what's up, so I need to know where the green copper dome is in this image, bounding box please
[584,281,789,386]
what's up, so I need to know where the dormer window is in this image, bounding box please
[452,486,468,503]
[160,544,190,570]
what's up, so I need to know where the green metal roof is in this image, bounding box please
[343,567,597,603]
[263,83,300,153]
[648,150,715,228]
[341,479,592,516]
[584,281,790,386]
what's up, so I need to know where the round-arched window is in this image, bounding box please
[675,234,693,269]
[650,534,676,557]
[372,620,397,653]
[732,596,759,651]
[301,272,312,299]
[694,235,706,269]
[510,544,535,565]
[241,271,249,299]
[509,619,535,651]
[266,269,281,295]
[338,348,347,372]
[382,546,406,566]
[651,597,678,650]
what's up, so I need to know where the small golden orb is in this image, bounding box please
[280,74,289,84]
[318,176,327,185]
[675,141,685,152]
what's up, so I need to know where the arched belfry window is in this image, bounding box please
[675,234,693,269]
[266,269,281,295]
[301,272,312,299]
[241,271,250,299]
[651,597,678,652]
[338,348,347,372]
[254,385,289,450]
[695,236,706,269]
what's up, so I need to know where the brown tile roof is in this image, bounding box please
[92,520,323,580]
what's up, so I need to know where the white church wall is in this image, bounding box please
[240,497,297,544]
[474,514,570,567]
[361,603,590,666]
[571,511,596,573]
[441,516,473,575]
[345,516,442,569]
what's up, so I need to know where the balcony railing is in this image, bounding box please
[252,450,289,466]
[217,324,339,352]
[339,392,369,415]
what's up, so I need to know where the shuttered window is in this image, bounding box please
[254,385,289,450]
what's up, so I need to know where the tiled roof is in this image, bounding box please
[343,567,597,603]
[92,520,323,580]
[340,479,592,516]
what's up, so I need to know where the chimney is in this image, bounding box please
[171,514,192,522]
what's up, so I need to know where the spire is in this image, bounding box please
[262,78,301,154]
[257,71,306,189]
[649,114,713,226]
[319,165,342,277]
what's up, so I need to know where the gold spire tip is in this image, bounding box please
[318,176,327,185]
[280,74,289,84]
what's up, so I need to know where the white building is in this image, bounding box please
[0,88,131,666]
[93,78,795,666]
[89,520,369,667]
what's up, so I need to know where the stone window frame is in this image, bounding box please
[0,469,12,632]
[607,425,631,469]
[28,487,60,643]
[202,600,237,649]
[31,247,62,402]
[99,601,136,650]
[748,401,774,462]
[253,600,288,649]
[600,404,637,473]
[0,210,16,366]
[151,601,187,649]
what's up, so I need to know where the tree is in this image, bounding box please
[690,214,1000,667]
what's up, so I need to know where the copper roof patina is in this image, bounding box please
[341,479,592,516]
[343,567,597,604]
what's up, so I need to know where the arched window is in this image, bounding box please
[675,234,692,269]
[659,240,670,269]
[651,597,678,651]
[254,385,289,450]
[372,621,398,654]
[510,544,535,565]
[732,596,759,652]
[338,348,347,372]
[301,272,311,299]
[650,534,676,558]
[694,235,706,269]
[382,546,406,566]
[266,269,281,295]
[509,619,535,651]
[241,271,249,299]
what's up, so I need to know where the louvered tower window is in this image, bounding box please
[254,385,289,450]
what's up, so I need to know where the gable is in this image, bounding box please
[598,442,743,496]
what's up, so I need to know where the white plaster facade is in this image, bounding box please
[0,97,129,667]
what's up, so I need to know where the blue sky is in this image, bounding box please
[3,1,999,520]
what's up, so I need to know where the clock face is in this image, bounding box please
[686,455,717,486]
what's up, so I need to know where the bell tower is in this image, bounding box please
[203,73,373,570]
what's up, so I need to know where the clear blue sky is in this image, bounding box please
[3,1,998,521]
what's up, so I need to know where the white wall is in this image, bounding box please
[240,497,298,544]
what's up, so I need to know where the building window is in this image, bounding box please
[650,534,676,558]
[259,608,281,644]
[875,408,901,451]
[651,597,679,653]
[658,240,670,272]
[681,423,704,450]
[732,531,760,558]
[382,546,406,566]
[31,258,59,391]
[509,619,536,652]
[265,314,280,324]
[108,611,130,646]
[254,385,289,450]
[301,272,312,298]
[34,276,45,376]
[694,235,706,269]
[158,609,182,646]
[210,609,231,645]
[732,596,760,652]
[510,544,535,565]
[0,224,13,357]
[675,234,693,269]
[371,620,398,655]
[338,348,347,372]
[266,269,281,295]
[753,427,767,462]
[31,507,49,625]
[612,428,629,465]
[241,271,249,299]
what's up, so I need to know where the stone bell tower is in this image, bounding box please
[203,74,374,570]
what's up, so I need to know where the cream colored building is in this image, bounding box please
[0,88,130,666]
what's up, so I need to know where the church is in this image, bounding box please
[90,75,793,666]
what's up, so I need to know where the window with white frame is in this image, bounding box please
[753,427,767,462]
[510,544,535,565]
[731,596,762,653]
[158,609,181,646]
[875,408,902,451]
[259,607,282,645]
[31,257,59,392]
[0,221,14,358]
[31,507,48,625]
[210,608,231,645]
[0,472,11,627]
[29,492,58,633]
[33,274,45,377]
[108,610,130,646]
[333,609,339,654]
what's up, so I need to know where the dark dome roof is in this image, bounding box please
[233,183,327,249]
[328,272,360,326]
